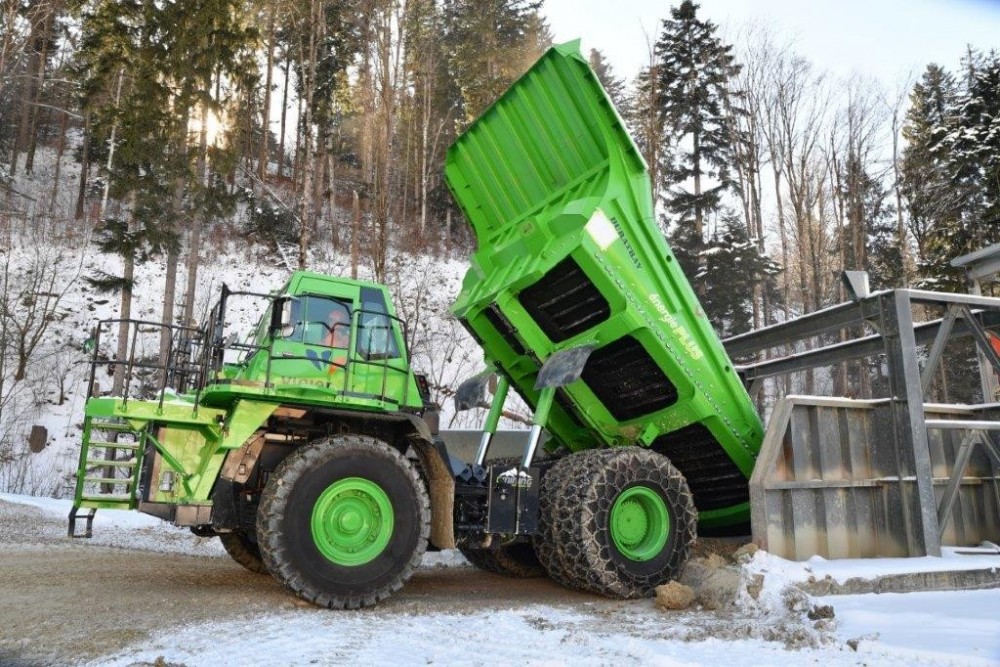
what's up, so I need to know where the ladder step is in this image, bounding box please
[83,477,134,485]
[87,442,140,450]
[81,494,132,503]
[89,422,137,432]
[86,460,137,468]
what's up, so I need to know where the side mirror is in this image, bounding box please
[270,296,296,338]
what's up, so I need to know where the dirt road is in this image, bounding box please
[0,500,628,666]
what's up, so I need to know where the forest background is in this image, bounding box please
[2,0,1000,492]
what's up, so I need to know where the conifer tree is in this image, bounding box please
[698,212,780,338]
[900,63,961,276]
[75,0,257,379]
[442,0,543,122]
[912,52,1000,291]
[653,1,743,282]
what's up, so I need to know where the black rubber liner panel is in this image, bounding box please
[482,304,527,357]
[651,423,749,511]
[581,336,678,421]
[517,257,610,343]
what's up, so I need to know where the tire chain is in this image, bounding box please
[534,449,615,589]
[547,447,698,598]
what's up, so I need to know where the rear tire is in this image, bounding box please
[257,435,430,609]
[219,531,267,574]
[543,447,697,599]
[461,457,545,578]
[534,450,610,588]
[460,542,544,578]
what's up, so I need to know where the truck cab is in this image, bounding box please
[202,271,424,415]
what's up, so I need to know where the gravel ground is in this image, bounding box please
[4,498,870,667]
[0,500,634,666]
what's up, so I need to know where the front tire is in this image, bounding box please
[256,435,430,609]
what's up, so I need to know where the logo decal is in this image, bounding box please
[305,348,333,371]
[497,467,533,489]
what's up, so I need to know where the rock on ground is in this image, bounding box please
[655,581,696,610]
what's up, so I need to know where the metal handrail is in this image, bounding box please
[87,318,207,412]
[89,294,416,410]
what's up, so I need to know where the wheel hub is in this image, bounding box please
[614,499,649,546]
[609,486,670,562]
[311,477,394,566]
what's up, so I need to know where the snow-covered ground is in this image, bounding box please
[3,492,998,666]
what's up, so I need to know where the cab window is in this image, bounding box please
[284,296,352,349]
[357,287,400,359]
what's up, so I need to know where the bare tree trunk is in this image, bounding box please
[297,0,320,270]
[327,147,339,249]
[419,84,430,237]
[278,55,291,178]
[112,196,138,396]
[99,69,126,219]
[293,88,304,186]
[370,4,400,281]
[22,16,52,175]
[160,240,179,369]
[182,103,210,328]
[259,2,276,181]
[49,105,69,213]
[75,114,90,220]
[351,190,360,279]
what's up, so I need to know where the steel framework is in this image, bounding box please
[725,285,1000,557]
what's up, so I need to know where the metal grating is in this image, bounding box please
[581,336,678,421]
[518,257,610,343]
[652,423,749,512]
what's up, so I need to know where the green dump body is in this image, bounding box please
[446,41,764,530]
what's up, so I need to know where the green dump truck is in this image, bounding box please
[69,41,763,608]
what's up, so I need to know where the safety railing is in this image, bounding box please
[86,318,208,411]
[87,288,416,411]
[199,289,414,407]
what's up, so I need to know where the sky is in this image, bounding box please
[543,0,1000,84]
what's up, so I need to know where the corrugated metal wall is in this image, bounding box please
[751,396,1000,559]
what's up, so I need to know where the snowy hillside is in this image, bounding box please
[0,233,525,498]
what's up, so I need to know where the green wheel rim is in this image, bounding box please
[311,477,394,566]
[609,486,670,562]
